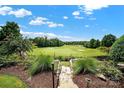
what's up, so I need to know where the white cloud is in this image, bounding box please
[63,16,68,19]
[29,17,64,28]
[0,6,12,15]
[85,25,89,28]
[72,11,80,16]
[29,17,48,25]
[20,30,73,41]
[47,22,64,28]
[78,4,109,15]
[8,8,32,17]
[0,6,32,17]
[72,11,83,20]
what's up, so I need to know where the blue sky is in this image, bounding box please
[0,5,124,41]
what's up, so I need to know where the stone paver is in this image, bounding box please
[58,66,78,88]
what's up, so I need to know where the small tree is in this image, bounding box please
[109,35,124,63]
[101,34,116,47]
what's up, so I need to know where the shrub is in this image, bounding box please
[73,58,100,74]
[109,35,124,62]
[29,54,53,76]
[99,62,123,80]
[0,54,20,68]
[98,46,110,53]
[55,56,75,61]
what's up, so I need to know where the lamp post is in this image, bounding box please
[52,62,55,88]
[85,78,92,88]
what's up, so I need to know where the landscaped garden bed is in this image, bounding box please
[73,74,123,88]
[0,65,58,88]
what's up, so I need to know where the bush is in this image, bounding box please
[98,47,110,53]
[73,58,100,74]
[29,54,53,76]
[55,56,75,61]
[109,35,124,62]
[99,62,123,80]
[0,54,20,67]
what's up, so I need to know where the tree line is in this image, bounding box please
[30,37,64,47]
[65,34,117,48]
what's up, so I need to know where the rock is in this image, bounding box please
[117,63,124,71]
[26,77,32,82]
[96,74,107,81]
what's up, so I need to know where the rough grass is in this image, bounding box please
[29,54,53,76]
[29,45,107,58]
[0,74,27,88]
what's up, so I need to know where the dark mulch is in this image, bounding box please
[0,65,57,88]
[73,74,124,88]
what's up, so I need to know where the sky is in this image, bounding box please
[0,5,124,41]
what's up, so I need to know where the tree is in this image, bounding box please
[0,22,32,59]
[101,34,116,47]
[109,35,124,63]
[0,21,20,45]
[83,39,100,48]
[89,39,96,48]
[33,37,64,47]
[94,39,100,48]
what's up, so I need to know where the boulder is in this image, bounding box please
[96,74,107,81]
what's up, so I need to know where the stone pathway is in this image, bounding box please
[58,66,78,88]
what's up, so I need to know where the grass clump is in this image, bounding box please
[73,58,100,74]
[29,54,53,76]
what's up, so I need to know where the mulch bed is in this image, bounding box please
[73,74,124,88]
[0,65,57,88]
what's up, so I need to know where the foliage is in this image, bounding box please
[33,37,64,47]
[0,74,27,88]
[73,58,100,74]
[98,46,110,53]
[0,36,32,59]
[64,41,85,45]
[0,54,19,67]
[101,34,116,47]
[0,22,32,59]
[83,39,100,48]
[0,21,20,44]
[109,35,124,62]
[55,55,75,61]
[29,54,53,76]
[99,62,123,80]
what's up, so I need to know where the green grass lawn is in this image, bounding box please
[0,74,27,88]
[29,45,107,58]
